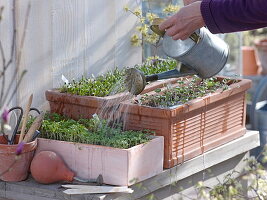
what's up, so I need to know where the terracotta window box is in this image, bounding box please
[36,136,164,186]
[118,77,252,168]
[46,79,179,120]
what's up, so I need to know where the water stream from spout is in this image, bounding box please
[96,78,137,130]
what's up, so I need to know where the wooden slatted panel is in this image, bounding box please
[15,0,53,110]
[1,0,142,109]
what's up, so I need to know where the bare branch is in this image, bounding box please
[0,67,5,105]
[0,159,18,177]
[16,3,31,69]
[7,0,16,68]
[0,6,4,21]
[6,70,27,107]
[0,0,31,111]
[0,40,5,67]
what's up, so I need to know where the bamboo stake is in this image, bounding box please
[23,112,44,143]
[18,94,33,143]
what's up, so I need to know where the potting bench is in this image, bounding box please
[0,130,259,200]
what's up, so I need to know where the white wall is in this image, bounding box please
[0,0,142,111]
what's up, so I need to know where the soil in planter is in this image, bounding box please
[29,113,152,149]
[135,76,238,108]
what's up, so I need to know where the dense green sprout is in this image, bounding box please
[137,76,236,108]
[60,58,177,97]
[38,113,151,149]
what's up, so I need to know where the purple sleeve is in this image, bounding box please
[200,0,267,34]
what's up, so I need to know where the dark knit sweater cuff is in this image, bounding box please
[200,0,221,33]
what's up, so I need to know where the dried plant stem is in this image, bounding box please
[0,0,31,110]
[0,158,18,177]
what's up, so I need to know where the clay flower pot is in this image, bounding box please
[118,76,252,168]
[46,79,179,120]
[0,135,37,182]
[242,46,259,76]
[255,39,267,75]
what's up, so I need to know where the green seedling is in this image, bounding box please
[60,58,177,97]
[38,113,151,149]
[138,76,236,108]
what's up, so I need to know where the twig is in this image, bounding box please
[6,70,27,106]
[0,158,18,177]
[0,55,5,104]
[0,40,5,67]
[1,1,31,109]
[0,0,16,107]
[152,38,161,57]
[251,186,264,200]
[0,30,6,103]
[16,3,31,70]
[6,0,16,70]
[252,174,264,200]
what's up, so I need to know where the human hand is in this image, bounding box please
[159,2,205,40]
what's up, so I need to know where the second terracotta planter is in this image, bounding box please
[0,135,37,182]
[118,76,252,168]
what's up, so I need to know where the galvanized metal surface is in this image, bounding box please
[163,28,229,78]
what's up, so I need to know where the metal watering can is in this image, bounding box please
[125,18,229,95]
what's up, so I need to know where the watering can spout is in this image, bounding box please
[125,63,196,95]
[145,63,196,82]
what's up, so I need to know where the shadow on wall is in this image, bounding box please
[52,0,141,87]
[84,1,141,77]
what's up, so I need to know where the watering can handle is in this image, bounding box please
[150,18,201,43]
[145,63,196,82]
[146,74,159,82]
[189,32,201,43]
